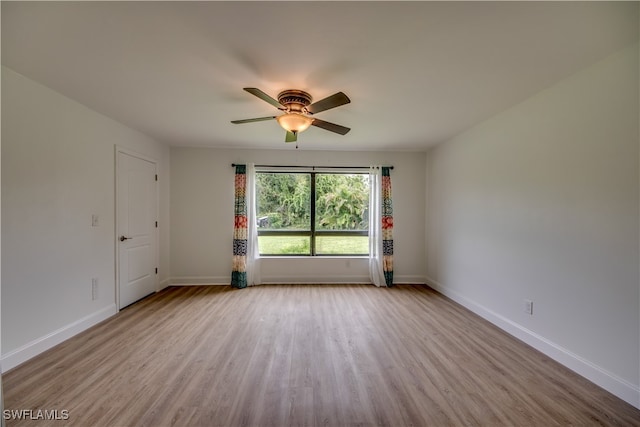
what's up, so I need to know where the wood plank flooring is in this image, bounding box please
[3,285,639,426]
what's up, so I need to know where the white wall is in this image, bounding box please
[170,147,426,285]
[1,67,170,370]
[426,44,639,407]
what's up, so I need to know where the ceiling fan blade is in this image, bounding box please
[311,118,350,135]
[306,92,350,114]
[231,116,277,124]
[243,88,284,109]
[285,131,297,143]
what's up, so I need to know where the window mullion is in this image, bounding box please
[310,172,316,256]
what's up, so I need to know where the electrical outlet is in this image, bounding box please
[524,299,533,315]
[92,278,99,300]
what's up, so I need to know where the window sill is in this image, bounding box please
[258,255,370,260]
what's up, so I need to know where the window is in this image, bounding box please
[256,171,369,256]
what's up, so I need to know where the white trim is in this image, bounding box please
[393,275,427,284]
[1,305,117,373]
[425,276,640,409]
[115,146,159,311]
[261,274,371,284]
[168,275,426,286]
[169,276,230,286]
[159,278,172,290]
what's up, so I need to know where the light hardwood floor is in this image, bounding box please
[4,285,640,426]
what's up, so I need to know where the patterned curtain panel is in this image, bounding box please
[381,167,394,287]
[231,164,248,289]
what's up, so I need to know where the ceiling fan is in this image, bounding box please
[231,88,351,144]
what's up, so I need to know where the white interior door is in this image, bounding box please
[117,150,157,309]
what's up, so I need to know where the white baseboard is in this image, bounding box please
[168,275,427,286]
[170,275,371,285]
[261,275,426,285]
[1,304,117,373]
[394,275,427,284]
[158,278,171,290]
[425,276,640,410]
[261,274,371,284]
[169,276,230,286]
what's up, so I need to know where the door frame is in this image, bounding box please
[115,146,159,311]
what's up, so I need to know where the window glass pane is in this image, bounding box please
[258,235,311,255]
[315,174,369,231]
[316,235,369,255]
[256,173,310,231]
[256,171,370,256]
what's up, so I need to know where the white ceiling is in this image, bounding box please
[2,1,638,151]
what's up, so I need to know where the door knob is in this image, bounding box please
[120,236,132,242]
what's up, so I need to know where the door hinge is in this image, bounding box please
[155,268,158,274]
[155,174,158,181]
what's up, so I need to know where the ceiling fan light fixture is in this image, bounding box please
[276,113,313,133]
[232,88,351,143]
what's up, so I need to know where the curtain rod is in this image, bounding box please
[231,164,393,170]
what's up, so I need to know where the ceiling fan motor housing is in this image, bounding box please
[278,89,312,113]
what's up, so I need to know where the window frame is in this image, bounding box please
[256,170,369,257]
